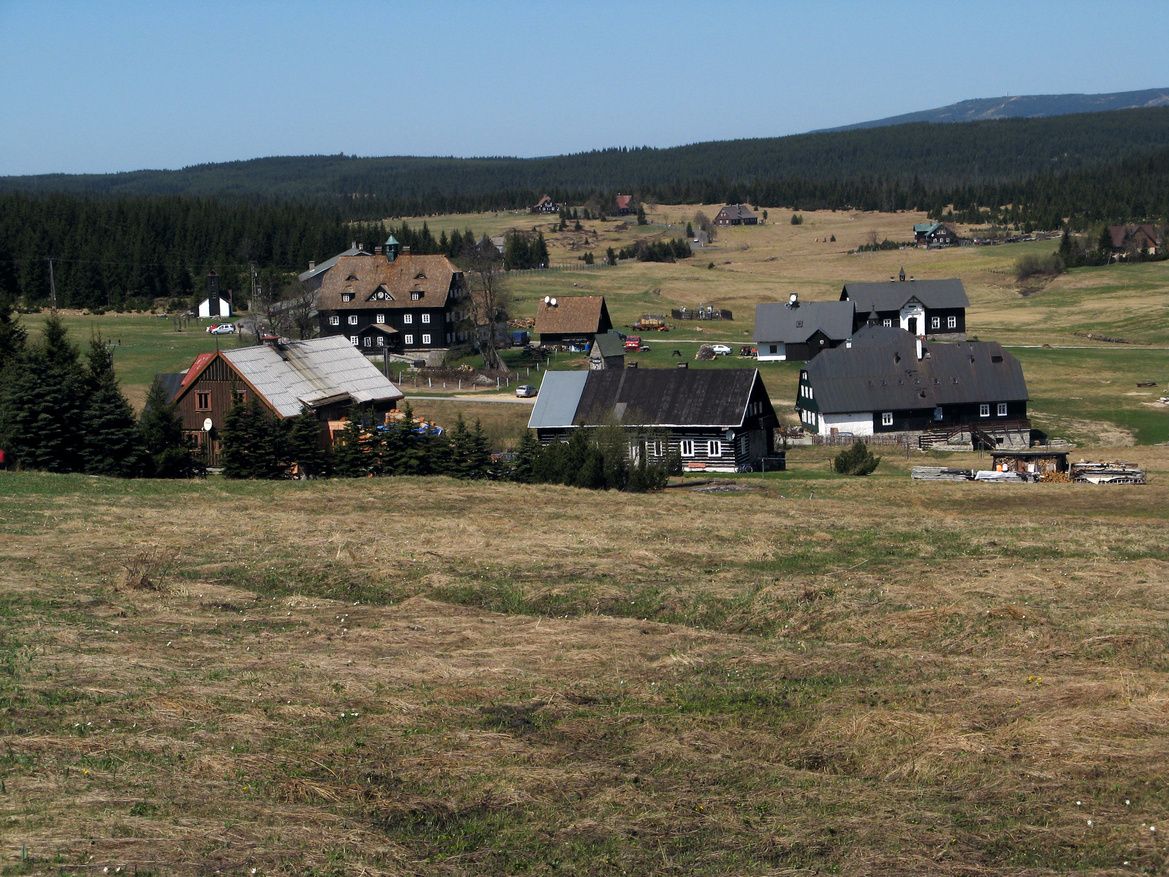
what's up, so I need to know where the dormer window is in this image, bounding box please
[341,292,355,302]
[410,290,423,301]
[345,273,358,282]
[369,286,394,301]
[414,272,427,280]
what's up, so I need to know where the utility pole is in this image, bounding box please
[46,257,57,313]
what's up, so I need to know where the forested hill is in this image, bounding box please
[3,107,1169,218]
[824,87,1169,131]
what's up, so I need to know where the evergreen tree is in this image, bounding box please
[139,377,201,478]
[510,430,541,483]
[220,390,288,479]
[288,405,329,479]
[82,333,148,477]
[331,412,370,478]
[0,287,26,374]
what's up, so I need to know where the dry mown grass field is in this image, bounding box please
[4,446,1169,875]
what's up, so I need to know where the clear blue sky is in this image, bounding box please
[2,0,1167,177]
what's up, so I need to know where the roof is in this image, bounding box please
[316,251,462,312]
[528,371,590,429]
[840,278,969,311]
[297,244,367,283]
[1108,224,1158,248]
[914,222,942,234]
[179,336,404,418]
[590,331,626,359]
[804,327,1028,414]
[529,368,771,430]
[615,194,632,209]
[535,295,611,336]
[755,299,854,344]
[715,203,756,221]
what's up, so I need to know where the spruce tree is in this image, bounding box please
[288,405,329,479]
[139,378,201,478]
[510,430,542,483]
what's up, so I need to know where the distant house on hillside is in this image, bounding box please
[840,275,969,340]
[714,204,758,226]
[1106,224,1160,259]
[796,326,1030,450]
[528,368,779,472]
[914,222,961,248]
[533,195,559,214]
[164,336,404,467]
[615,194,634,216]
[755,295,854,362]
[535,295,613,349]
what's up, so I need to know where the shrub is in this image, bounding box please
[833,440,880,476]
[1014,253,1066,282]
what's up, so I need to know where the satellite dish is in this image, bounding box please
[550,297,557,307]
[202,417,213,432]
[789,292,798,303]
[544,295,551,304]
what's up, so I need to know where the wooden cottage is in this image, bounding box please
[754,295,855,362]
[796,326,1030,450]
[535,295,613,349]
[166,336,404,467]
[714,204,758,226]
[528,368,778,473]
[914,222,961,248]
[840,275,969,341]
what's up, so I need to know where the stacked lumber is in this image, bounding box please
[911,466,973,482]
[1071,461,1147,484]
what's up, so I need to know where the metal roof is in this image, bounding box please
[840,278,969,311]
[297,245,366,283]
[579,368,767,428]
[219,336,403,417]
[805,328,1028,414]
[527,371,590,429]
[754,299,854,344]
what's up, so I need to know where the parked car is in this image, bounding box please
[711,344,732,356]
[515,385,538,398]
[206,323,236,335]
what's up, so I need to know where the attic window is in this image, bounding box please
[991,354,1003,363]
[345,273,358,282]
[341,292,355,302]
[370,286,394,301]
[414,272,427,280]
[411,291,423,301]
[795,320,803,328]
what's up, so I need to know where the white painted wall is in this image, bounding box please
[756,341,787,362]
[821,412,874,436]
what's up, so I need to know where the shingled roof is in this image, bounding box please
[534,295,612,336]
[316,251,462,311]
[840,278,969,311]
[755,299,854,344]
[805,326,1027,414]
[528,368,772,430]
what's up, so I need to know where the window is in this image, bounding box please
[997,402,1008,416]
[363,336,372,347]
[376,336,384,347]
[347,315,358,325]
[933,406,944,421]
[404,334,413,346]
[710,441,722,458]
[342,292,354,302]
[980,403,990,417]
[881,412,893,426]
[421,313,431,324]
[403,314,413,324]
[680,439,695,457]
[947,316,957,329]
[349,335,359,345]
[196,392,210,411]
[329,315,340,326]
[769,345,778,354]
[422,334,431,345]
[376,313,385,324]
[410,291,422,301]
[882,318,892,328]
[930,316,940,330]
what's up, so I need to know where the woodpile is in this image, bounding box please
[911,466,973,481]
[1071,461,1147,484]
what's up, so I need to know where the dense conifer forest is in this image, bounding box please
[1,107,1167,307]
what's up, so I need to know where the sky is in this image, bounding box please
[3,0,1168,177]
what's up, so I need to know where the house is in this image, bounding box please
[535,295,613,349]
[754,294,855,362]
[714,204,758,226]
[587,331,626,370]
[533,195,559,214]
[165,335,405,467]
[914,222,961,248]
[796,326,1030,450]
[1106,225,1160,258]
[297,242,368,294]
[615,194,633,216]
[840,274,968,340]
[528,368,778,473]
[315,237,470,358]
[197,271,232,319]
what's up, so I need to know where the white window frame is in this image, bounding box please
[979,403,990,417]
[403,314,413,324]
[376,336,384,347]
[680,439,695,457]
[997,402,1008,417]
[421,333,431,345]
[363,336,372,348]
[421,312,431,324]
[710,441,722,458]
[349,335,359,346]
[930,316,940,330]
[329,315,340,326]
[882,318,892,328]
[881,412,893,426]
[376,313,385,324]
[347,315,358,325]
[947,316,957,329]
[404,334,414,346]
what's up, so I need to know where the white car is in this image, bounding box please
[206,323,236,335]
[515,385,538,398]
[711,344,732,356]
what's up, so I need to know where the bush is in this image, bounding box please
[833,440,880,476]
[790,213,803,225]
[1014,253,1066,282]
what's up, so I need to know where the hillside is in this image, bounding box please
[827,87,1169,130]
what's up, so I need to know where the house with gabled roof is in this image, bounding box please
[914,222,961,248]
[298,242,368,294]
[796,325,1030,450]
[714,204,758,226]
[535,295,613,349]
[1106,224,1160,258]
[533,195,559,214]
[840,274,969,340]
[166,336,404,467]
[528,368,778,472]
[315,237,470,357]
[588,331,626,369]
[755,295,855,362]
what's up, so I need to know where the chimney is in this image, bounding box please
[899,267,906,282]
[375,245,383,255]
[308,260,316,271]
[402,246,411,256]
